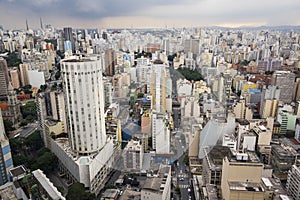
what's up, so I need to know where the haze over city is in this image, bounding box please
[1,0,300,29]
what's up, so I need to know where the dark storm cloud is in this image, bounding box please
[0,0,299,28]
[0,0,196,19]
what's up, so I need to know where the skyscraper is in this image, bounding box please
[63,27,74,53]
[0,57,9,99]
[0,109,13,185]
[61,55,106,155]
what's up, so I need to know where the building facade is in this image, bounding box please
[61,55,106,155]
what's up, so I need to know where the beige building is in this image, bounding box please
[221,153,265,200]
[9,68,20,89]
[233,99,253,120]
[19,63,31,86]
[262,99,278,119]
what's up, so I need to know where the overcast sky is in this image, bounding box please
[0,0,299,29]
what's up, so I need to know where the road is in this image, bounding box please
[18,123,38,138]
[177,154,192,200]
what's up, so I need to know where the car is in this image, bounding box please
[179,177,184,181]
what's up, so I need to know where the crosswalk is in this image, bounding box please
[178,174,188,178]
[178,184,189,188]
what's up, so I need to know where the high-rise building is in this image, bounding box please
[19,64,30,87]
[9,68,20,89]
[40,55,118,195]
[61,55,106,155]
[151,112,170,154]
[271,71,295,104]
[104,49,117,76]
[0,108,13,185]
[0,57,9,99]
[7,82,21,124]
[63,27,74,53]
[286,161,300,200]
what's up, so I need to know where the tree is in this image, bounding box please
[66,183,95,200]
[55,71,61,80]
[3,119,15,132]
[184,155,189,166]
[40,84,47,92]
[176,67,203,81]
[33,151,57,173]
[20,101,37,120]
[137,93,144,98]
[24,131,43,151]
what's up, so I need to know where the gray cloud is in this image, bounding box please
[0,0,299,28]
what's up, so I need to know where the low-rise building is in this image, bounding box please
[141,165,171,200]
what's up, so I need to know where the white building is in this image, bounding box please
[43,55,118,195]
[151,112,170,154]
[61,55,106,154]
[286,162,300,200]
[28,70,45,88]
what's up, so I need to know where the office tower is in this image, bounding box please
[61,55,106,155]
[123,139,143,172]
[0,109,13,185]
[271,71,295,104]
[286,161,300,200]
[63,27,74,52]
[104,49,116,76]
[0,57,9,99]
[19,64,30,86]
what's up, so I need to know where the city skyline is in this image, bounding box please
[0,0,299,29]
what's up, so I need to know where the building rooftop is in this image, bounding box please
[120,189,141,200]
[236,118,250,125]
[101,189,119,199]
[142,177,164,191]
[228,181,264,192]
[9,165,27,178]
[0,183,17,200]
[32,169,65,200]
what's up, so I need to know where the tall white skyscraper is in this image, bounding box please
[61,55,106,155]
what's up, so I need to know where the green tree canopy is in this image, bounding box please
[20,101,37,120]
[66,183,95,200]
[3,119,15,132]
[176,67,203,81]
